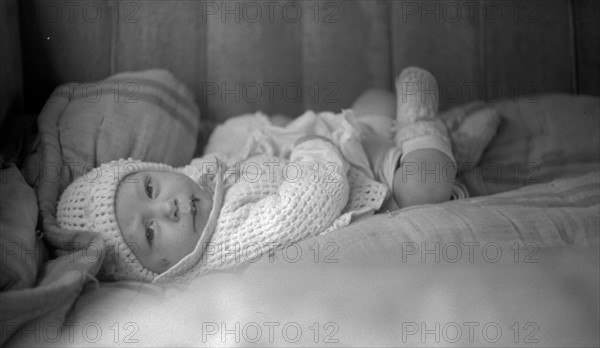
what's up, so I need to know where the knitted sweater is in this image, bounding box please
[153,112,389,283]
[207,140,350,270]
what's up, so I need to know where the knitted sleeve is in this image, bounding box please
[209,139,350,270]
[289,137,350,177]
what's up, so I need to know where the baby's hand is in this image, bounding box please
[294,134,334,148]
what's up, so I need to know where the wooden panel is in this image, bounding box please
[484,0,573,101]
[19,0,112,111]
[573,0,600,96]
[302,0,391,113]
[16,0,595,123]
[391,0,483,111]
[114,0,208,115]
[203,0,303,121]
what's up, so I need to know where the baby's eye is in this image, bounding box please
[145,177,154,199]
[145,222,155,246]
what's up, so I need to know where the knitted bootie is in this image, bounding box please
[394,67,451,148]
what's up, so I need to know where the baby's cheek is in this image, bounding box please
[181,224,201,249]
[202,198,213,216]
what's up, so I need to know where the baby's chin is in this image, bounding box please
[159,233,202,273]
[180,238,201,263]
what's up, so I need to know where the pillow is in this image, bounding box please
[455,94,600,196]
[290,171,599,261]
[23,69,201,250]
[0,164,41,291]
[484,94,599,166]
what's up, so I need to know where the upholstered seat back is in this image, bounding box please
[2,0,599,126]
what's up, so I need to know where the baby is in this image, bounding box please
[57,67,458,283]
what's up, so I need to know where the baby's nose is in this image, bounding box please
[166,199,179,221]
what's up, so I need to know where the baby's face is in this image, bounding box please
[115,170,213,273]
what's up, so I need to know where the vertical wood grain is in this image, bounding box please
[15,0,597,122]
[113,0,208,114]
[573,0,600,96]
[483,0,573,102]
[390,0,483,111]
[204,0,302,122]
[302,0,391,113]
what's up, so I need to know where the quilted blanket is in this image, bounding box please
[3,169,598,347]
[1,90,598,346]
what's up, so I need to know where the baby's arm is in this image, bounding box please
[264,137,350,238]
[217,138,350,252]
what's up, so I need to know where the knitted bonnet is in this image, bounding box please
[56,158,225,283]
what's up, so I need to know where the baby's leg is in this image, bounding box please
[352,88,395,118]
[392,67,456,208]
[351,78,456,210]
[351,89,396,139]
[351,89,397,196]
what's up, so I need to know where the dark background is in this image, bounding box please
[1,0,599,153]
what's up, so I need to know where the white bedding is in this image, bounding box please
[9,171,597,347]
[4,87,599,347]
[29,242,600,347]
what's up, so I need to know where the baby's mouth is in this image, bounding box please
[180,196,198,215]
[190,196,199,233]
[190,196,199,215]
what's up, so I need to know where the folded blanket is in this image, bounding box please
[2,70,201,347]
[288,171,599,264]
[24,70,200,251]
[457,94,600,196]
[5,89,598,346]
[12,170,594,347]
[0,165,102,347]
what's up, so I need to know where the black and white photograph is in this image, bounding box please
[1,0,599,346]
